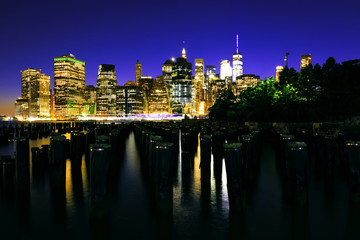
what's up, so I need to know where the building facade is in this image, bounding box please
[20,68,50,118]
[276,66,284,82]
[15,98,29,119]
[96,64,117,116]
[170,50,192,114]
[235,74,260,98]
[300,54,311,69]
[116,86,144,117]
[220,60,232,80]
[135,60,142,85]
[54,54,85,118]
[148,76,170,114]
[162,60,174,85]
[232,34,243,82]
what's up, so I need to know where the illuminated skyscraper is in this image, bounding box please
[205,65,217,82]
[148,76,170,114]
[82,85,96,115]
[232,34,243,82]
[170,48,192,114]
[116,85,144,117]
[194,59,205,115]
[15,98,29,120]
[96,64,117,116]
[162,59,174,85]
[138,76,154,113]
[220,60,232,80]
[300,54,311,69]
[54,54,85,118]
[135,60,142,85]
[235,74,260,98]
[276,66,284,82]
[20,68,50,118]
[194,59,205,85]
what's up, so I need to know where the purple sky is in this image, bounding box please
[1,0,359,115]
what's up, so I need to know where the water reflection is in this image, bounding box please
[0,128,359,239]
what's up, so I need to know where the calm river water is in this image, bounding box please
[0,131,359,240]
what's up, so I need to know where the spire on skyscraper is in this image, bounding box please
[236,34,239,54]
[182,41,187,59]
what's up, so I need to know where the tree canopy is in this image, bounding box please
[209,57,360,122]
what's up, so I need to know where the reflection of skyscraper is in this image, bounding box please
[220,60,232,80]
[20,68,50,118]
[96,64,117,116]
[276,66,284,82]
[300,54,311,69]
[171,48,192,114]
[232,34,243,82]
[54,54,85,118]
[135,60,142,85]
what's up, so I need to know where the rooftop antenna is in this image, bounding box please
[236,34,239,54]
[284,52,290,67]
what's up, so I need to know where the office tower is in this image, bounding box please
[220,60,232,80]
[21,68,38,99]
[135,60,142,85]
[116,85,144,117]
[15,98,29,119]
[54,54,85,118]
[96,64,117,116]
[138,76,154,113]
[276,66,284,82]
[148,76,170,114]
[210,79,227,104]
[20,68,51,118]
[194,59,205,85]
[194,59,205,115]
[205,65,218,82]
[170,48,192,114]
[82,85,96,115]
[235,74,260,97]
[300,54,311,69]
[232,34,243,82]
[162,59,174,85]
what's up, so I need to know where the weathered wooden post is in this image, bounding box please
[288,142,308,205]
[155,142,174,216]
[224,143,244,211]
[90,143,111,217]
[15,137,30,189]
[71,131,85,171]
[346,141,360,201]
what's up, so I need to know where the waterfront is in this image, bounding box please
[0,127,359,240]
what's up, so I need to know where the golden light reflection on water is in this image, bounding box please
[81,156,88,198]
[193,134,201,200]
[65,159,73,209]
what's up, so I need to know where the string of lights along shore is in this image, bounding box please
[14,35,311,120]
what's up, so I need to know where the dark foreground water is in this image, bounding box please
[0,132,360,240]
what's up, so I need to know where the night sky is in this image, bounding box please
[1,0,359,116]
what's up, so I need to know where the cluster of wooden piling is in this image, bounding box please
[274,122,360,204]
[0,122,132,219]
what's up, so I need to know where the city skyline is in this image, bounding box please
[1,0,360,116]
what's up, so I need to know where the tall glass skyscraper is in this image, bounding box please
[54,54,85,118]
[170,49,192,114]
[232,34,243,82]
[20,68,50,118]
[135,60,142,85]
[96,64,117,116]
[220,60,232,80]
